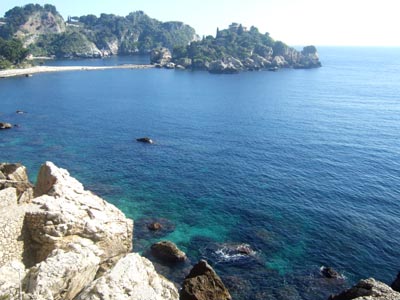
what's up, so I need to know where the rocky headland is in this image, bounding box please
[150,24,321,74]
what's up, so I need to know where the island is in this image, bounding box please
[151,23,321,73]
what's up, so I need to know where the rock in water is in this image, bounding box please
[148,222,163,231]
[321,266,342,279]
[0,122,12,129]
[328,278,400,300]
[180,260,231,300]
[136,137,154,144]
[151,241,187,263]
[391,272,400,292]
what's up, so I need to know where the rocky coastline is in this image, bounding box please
[0,162,231,300]
[0,162,399,300]
[150,45,321,74]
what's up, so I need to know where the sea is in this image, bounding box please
[1,47,399,299]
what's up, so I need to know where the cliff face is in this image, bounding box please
[1,4,197,59]
[0,161,178,300]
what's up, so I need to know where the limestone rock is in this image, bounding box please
[151,241,187,263]
[271,55,287,68]
[209,56,243,74]
[0,187,18,208]
[0,260,26,300]
[27,161,133,265]
[0,163,34,203]
[76,253,179,300]
[26,238,101,300]
[328,278,400,300]
[180,259,231,300]
[150,47,172,66]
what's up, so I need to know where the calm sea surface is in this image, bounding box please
[1,47,400,299]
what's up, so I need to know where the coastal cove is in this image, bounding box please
[1,47,400,300]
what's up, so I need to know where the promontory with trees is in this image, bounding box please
[0,3,321,73]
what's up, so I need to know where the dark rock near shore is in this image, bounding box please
[391,272,400,292]
[151,241,187,263]
[0,122,12,129]
[321,266,342,279]
[180,259,231,300]
[136,137,153,144]
[328,278,400,300]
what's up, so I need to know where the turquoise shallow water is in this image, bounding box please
[1,47,400,299]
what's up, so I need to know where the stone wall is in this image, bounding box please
[0,203,31,267]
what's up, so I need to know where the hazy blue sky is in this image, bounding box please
[1,0,399,46]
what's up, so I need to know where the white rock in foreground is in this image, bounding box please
[76,253,179,300]
[26,161,133,264]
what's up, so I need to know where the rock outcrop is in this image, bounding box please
[151,241,187,263]
[150,47,172,66]
[76,253,179,300]
[328,278,400,300]
[321,266,342,279]
[180,259,231,300]
[0,161,179,300]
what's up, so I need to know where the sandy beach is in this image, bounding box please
[0,64,155,78]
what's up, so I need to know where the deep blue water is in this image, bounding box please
[1,47,400,299]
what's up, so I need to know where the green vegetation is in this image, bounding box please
[75,11,196,54]
[0,4,57,39]
[0,37,28,69]
[0,3,196,60]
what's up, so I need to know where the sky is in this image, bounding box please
[1,0,400,46]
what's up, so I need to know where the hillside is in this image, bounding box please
[0,4,197,58]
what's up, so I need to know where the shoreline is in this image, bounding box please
[0,64,155,78]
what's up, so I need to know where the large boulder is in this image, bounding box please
[26,161,133,265]
[151,241,187,263]
[76,253,179,300]
[180,260,231,300]
[328,278,400,300]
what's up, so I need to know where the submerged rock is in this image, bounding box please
[148,222,163,231]
[151,241,187,263]
[180,259,232,300]
[328,278,400,300]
